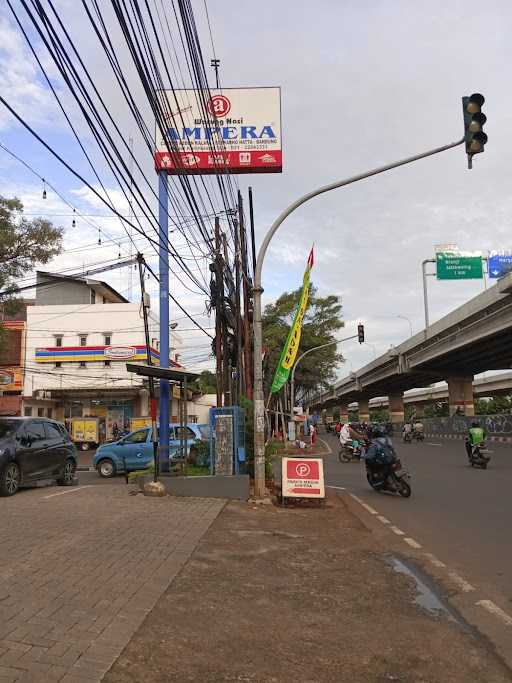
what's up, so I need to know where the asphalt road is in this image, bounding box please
[322,432,512,612]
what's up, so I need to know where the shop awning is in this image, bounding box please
[126,364,199,383]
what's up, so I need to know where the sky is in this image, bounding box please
[0,0,510,376]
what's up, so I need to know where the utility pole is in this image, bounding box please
[239,190,253,400]
[137,254,159,481]
[248,187,257,276]
[233,214,243,403]
[210,59,220,89]
[253,135,467,498]
[214,217,223,408]
[221,233,231,406]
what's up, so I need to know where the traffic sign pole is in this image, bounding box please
[158,170,170,473]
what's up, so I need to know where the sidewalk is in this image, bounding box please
[104,494,511,683]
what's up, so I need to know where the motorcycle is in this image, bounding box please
[466,439,491,469]
[412,429,425,442]
[365,453,411,497]
[402,430,412,443]
[338,439,368,463]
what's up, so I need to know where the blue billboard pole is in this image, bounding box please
[158,170,170,472]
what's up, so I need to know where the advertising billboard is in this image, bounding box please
[155,87,282,174]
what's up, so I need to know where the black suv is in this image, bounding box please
[0,417,78,497]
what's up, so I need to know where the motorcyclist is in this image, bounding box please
[465,421,487,461]
[339,422,366,456]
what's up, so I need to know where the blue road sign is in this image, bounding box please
[488,254,512,278]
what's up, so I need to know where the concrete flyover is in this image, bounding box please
[310,271,512,421]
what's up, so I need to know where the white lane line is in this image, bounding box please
[390,525,405,536]
[425,443,443,447]
[350,493,363,504]
[424,553,446,569]
[377,515,391,525]
[43,486,94,499]
[360,503,378,515]
[404,537,422,549]
[476,600,512,627]
[448,571,475,592]
[326,485,346,491]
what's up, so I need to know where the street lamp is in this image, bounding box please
[396,315,413,337]
[252,133,467,498]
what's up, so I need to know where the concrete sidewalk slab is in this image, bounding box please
[0,485,224,682]
[104,496,511,683]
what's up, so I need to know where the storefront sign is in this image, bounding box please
[104,346,136,360]
[0,367,22,391]
[155,87,282,174]
[282,457,325,498]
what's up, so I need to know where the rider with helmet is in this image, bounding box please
[466,421,487,461]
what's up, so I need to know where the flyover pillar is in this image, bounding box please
[389,391,404,425]
[447,375,475,416]
[357,397,370,423]
[339,402,349,424]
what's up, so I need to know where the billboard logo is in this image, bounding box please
[104,346,136,360]
[239,152,251,164]
[208,154,230,165]
[181,153,200,166]
[259,153,276,163]
[207,95,231,118]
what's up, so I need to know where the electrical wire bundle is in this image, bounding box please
[1,0,243,352]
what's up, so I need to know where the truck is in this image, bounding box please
[71,418,104,451]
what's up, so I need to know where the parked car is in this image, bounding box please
[93,423,209,478]
[0,417,78,497]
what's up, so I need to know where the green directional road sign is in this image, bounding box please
[436,252,483,280]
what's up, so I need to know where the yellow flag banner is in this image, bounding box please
[271,247,314,394]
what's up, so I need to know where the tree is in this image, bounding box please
[193,370,217,394]
[262,284,344,402]
[0,197,63,347]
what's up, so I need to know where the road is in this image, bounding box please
[322,432,512,614]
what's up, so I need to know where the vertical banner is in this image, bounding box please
[271,247,314,393]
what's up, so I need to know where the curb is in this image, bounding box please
[424,433,512,444]
[77,466,96,472]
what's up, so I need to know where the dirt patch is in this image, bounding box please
[105,497,511,683]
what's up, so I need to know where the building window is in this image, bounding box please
[104,360,111,367]
[24,406,32,417]
[79,361,86,368]
[55,336,63,347]
[55,362,62,368]
[79,335,87,346]
[104,334,111,346]
[47,408,53,418]
[91,290,96,304]
[37,407,44,417]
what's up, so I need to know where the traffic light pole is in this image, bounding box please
[289,333,358,431]
[253,136,465,498]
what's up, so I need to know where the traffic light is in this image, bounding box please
[462,93,487,168]
[357,323,365,344]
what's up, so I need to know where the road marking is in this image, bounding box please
[476,600,512,627]
[404,537,422,549]
[349,493,363,504]
[43,486,94,499]
[425,442,443,447]
[377,515,391,524]
[423,553,446,568]
[360,503,378,515]
[390,525,405,536]
[326,485,346,491]
[448,571,475,592]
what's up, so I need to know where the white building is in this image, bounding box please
[23,271,186,436]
